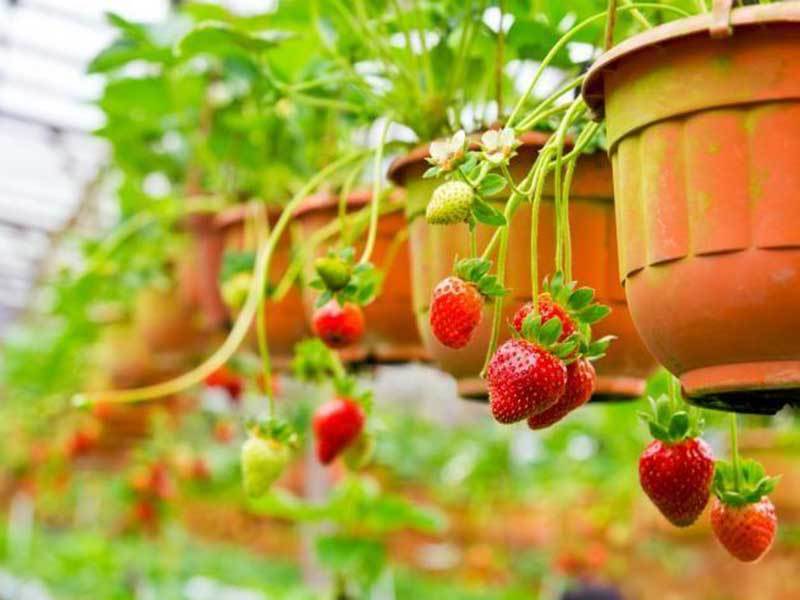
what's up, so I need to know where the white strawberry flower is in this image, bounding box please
[481,127,519,164]
[429,129,467,172]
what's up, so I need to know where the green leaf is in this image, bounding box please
[220,250,256,281]
[477,173,507,197]
[315,535,386,586]
[539,316,563,346]
[472,197,506,227]
[554,338,578,359]
[315,289,333,308]
[521,313,541,341]
[455,258,489,282]
[422,166,440,179]
[578,304,611,325]
[459,153,480,180]
[567,287,594,311]
[477,276,506,298]
[176,21,292,59]
[668,412,690,441]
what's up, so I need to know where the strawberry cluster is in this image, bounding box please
[309,247,380,350]
[637,393,780,562]
[485,273,613,429]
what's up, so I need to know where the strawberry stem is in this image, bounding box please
[337,160,365,247]
[358,116,392,265]
[481,226,509,378]
[253,206,276,418]
[469,225,477,259]
[730,413,741,492]
[494,0,506,119]
[669,375,681,404]
[604,0,619,50]
[529,151,551,309]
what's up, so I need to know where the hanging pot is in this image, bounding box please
[214,204,310,369]
[182,210,229,331]
[388,132,656,400]
[293,190,428,364]
[133,285,202,354]
[583,0,800,414]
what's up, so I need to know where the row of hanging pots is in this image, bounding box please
[189,193,427,368]
[582,0,800,414]
[389,132,658,401]
[183,143,659,402]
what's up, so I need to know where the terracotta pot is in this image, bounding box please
[133,286,200,354]
[94,323,154,389]
[583,2,800,414]
[215,204,309,369]
[293,190,428,363]
[389,132,656,399]
[183,210,229,330]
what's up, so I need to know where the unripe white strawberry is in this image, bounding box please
[241,435,290,497]
[426,181,473,225]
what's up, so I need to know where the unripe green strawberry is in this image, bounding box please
[221,272,252,311]
[314,256,352,291]
[241,435,290,497]
[426,181,473,225]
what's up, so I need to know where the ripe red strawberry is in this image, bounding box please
[710,458,779,562]
[487,339,567,424]
[711,496,777,562]
[528,358,596,430]
[204,365,243,400]
[313,397,365,464]
[429,258,506,349]
[312,299,365,349]
[639,437,714,526]
[429,276,484,349]
[637,393,714,527]
[512,293,576,342]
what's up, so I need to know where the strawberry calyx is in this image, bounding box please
[453,258,507,300]
[639,393,703,444]
[309,246,381,308]
[539,272,614,361]
[333,375,373,415]
[245,416,299,449]
[517,311,579,361]
[291,338,339,383]
[712,459,780,508]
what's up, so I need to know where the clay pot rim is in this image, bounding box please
[387,130,554,187]
[213,202,283,231]
[292,189,405,220]
[582,3,800,118]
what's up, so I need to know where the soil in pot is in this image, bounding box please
[582,2,800,414]
[389,132,657,400]
[293,190,428,364]
[215,204,310,370]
